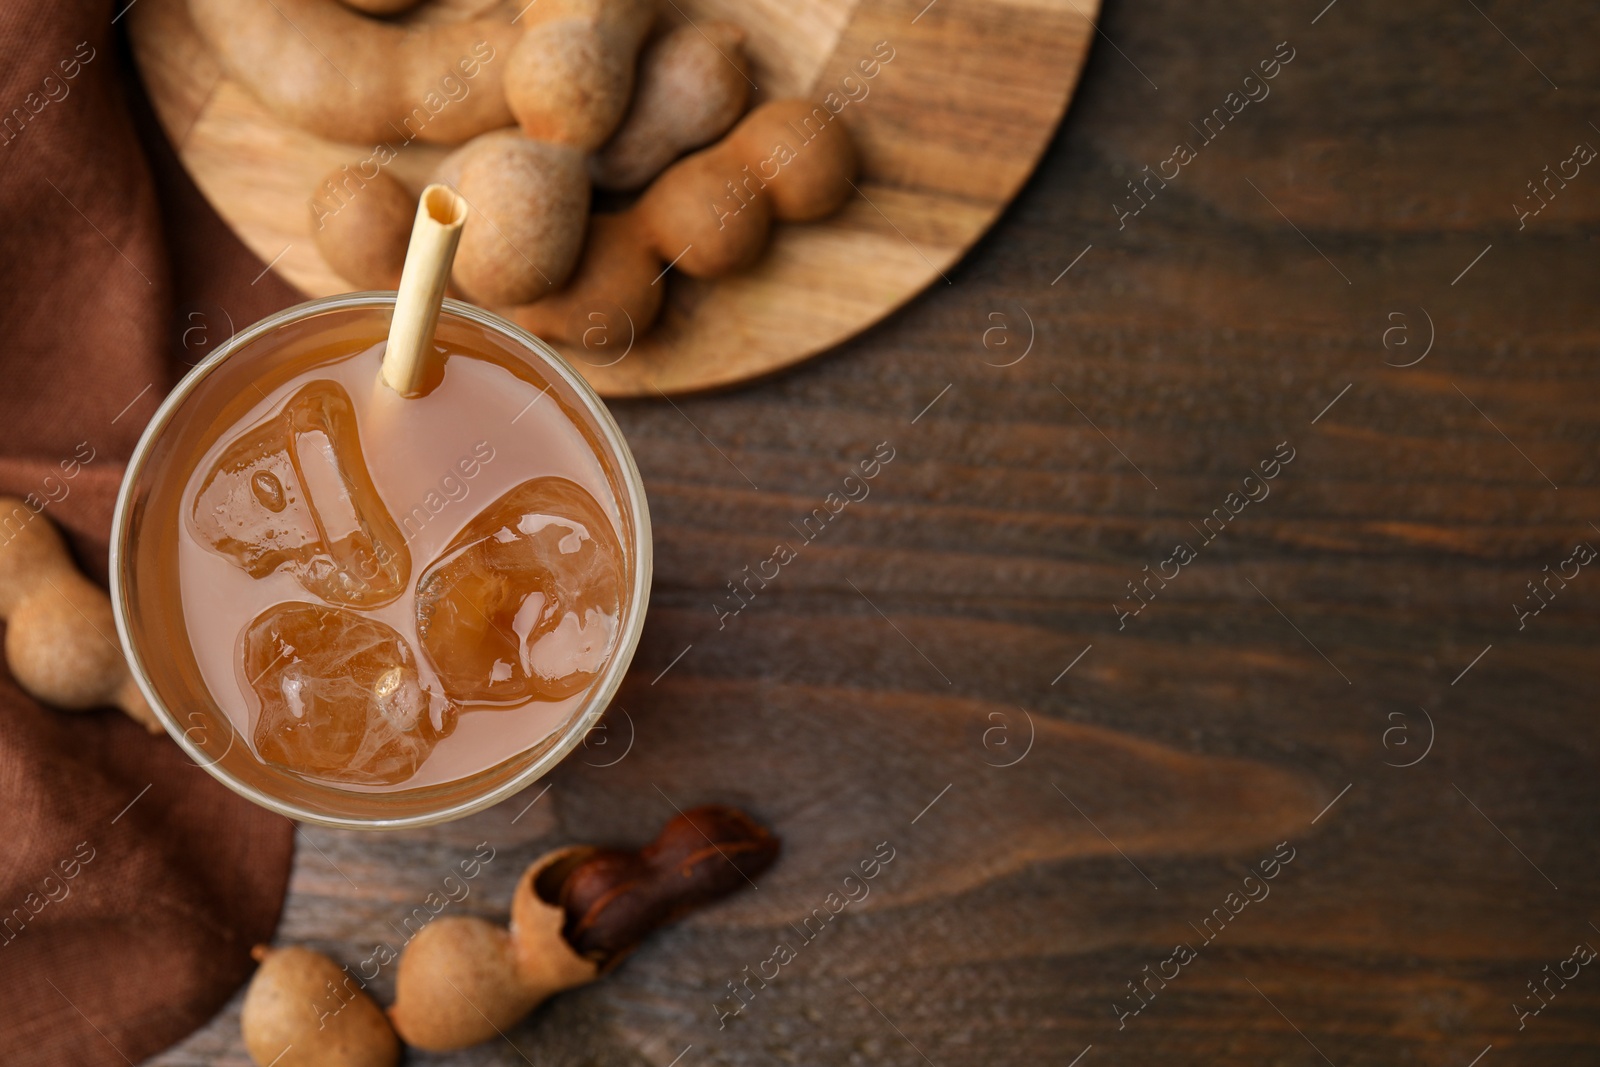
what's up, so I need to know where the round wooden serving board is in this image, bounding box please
[129,0,1098,397]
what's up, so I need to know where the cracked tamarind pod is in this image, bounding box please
[0,495,160,732]
[389,805,780,1051]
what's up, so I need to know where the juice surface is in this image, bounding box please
[176,332,626,791]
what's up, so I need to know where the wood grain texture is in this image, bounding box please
[147,0,1600,1064]
[126,0,1098,396]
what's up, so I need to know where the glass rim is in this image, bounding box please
[109,292,653,831]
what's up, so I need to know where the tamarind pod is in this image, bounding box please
[9,573,137,711]
[638,150,773,278]
[590,21,752,191]
[0,498,66,616]
[187,0,520,145]
[507,212,664,346]
[511,96,860,342]
[242,946,399,1067]
[0,496,161,732]
[388,917,539,1052]
[449,132,591,307]
[310,166,414,290]
[504,0,657,151]
[731,99,859,222]
[633,98,858,282]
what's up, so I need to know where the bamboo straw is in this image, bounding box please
[381,184,468,396]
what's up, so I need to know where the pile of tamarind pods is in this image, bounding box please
[186,0,861,342]
[242,804,780,1066]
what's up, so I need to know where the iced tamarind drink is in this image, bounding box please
[111,294,650,828]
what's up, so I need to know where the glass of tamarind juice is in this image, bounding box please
[110,293,651,829]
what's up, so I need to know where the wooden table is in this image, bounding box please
[151,0,1600,1063]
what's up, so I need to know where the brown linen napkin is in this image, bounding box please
[0,2,298,1062]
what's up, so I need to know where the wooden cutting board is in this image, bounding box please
[129,0,1098,397]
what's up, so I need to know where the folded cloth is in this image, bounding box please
[0,2,297,1062]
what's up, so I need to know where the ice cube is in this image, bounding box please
[415,477,623,705]
[244,602,454,786]
[190,380,409,608]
